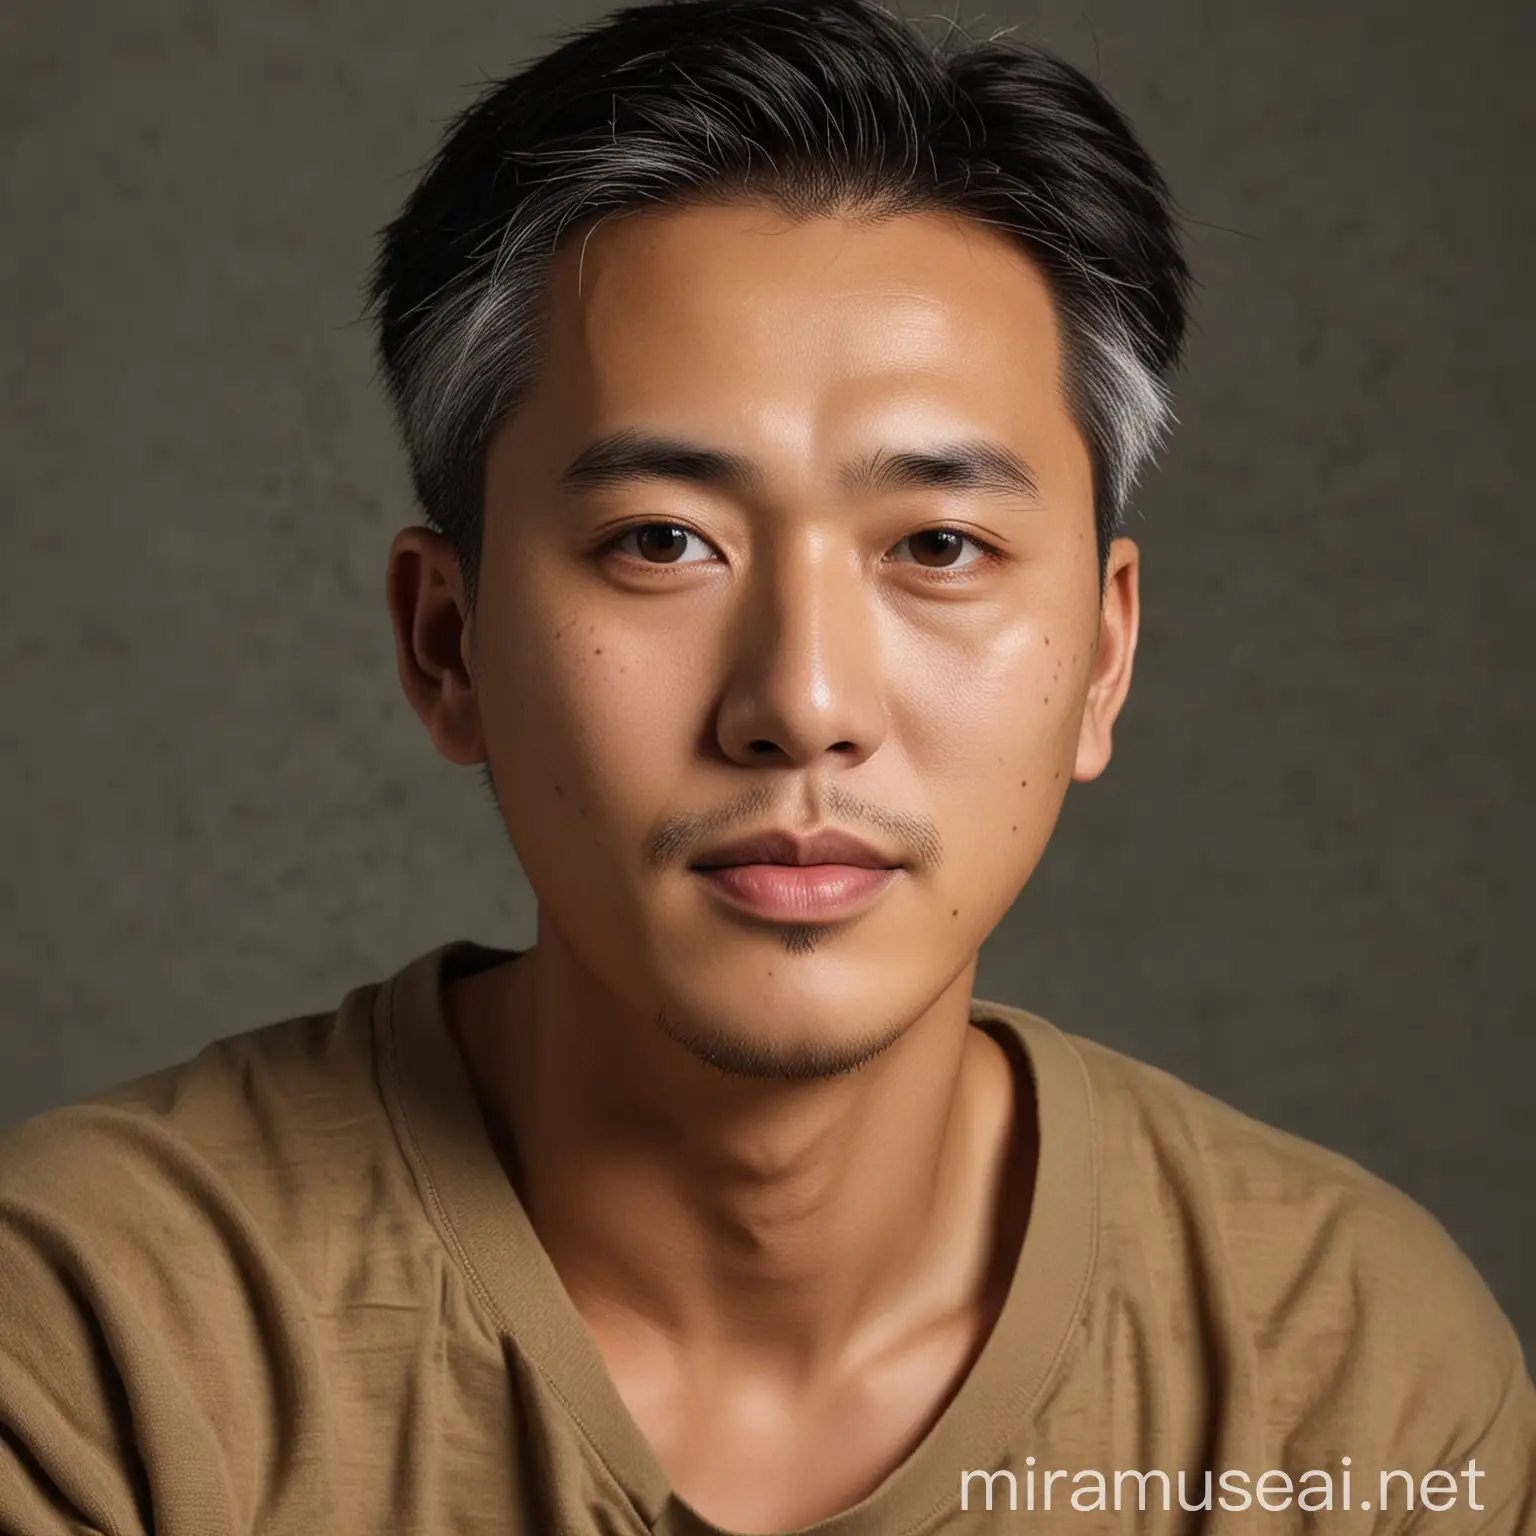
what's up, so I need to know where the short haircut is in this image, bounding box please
[366,0,1193,612]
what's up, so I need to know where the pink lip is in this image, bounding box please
[696,863,900,922]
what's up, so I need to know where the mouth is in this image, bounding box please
[685,822,905,922]
[692,862,901,923]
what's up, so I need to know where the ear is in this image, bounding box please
[385,526,487,767]
[1072,536,1140,783]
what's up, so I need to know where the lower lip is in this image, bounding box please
[693,863,900,922]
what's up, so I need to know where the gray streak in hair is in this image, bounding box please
[367,0,1193,615]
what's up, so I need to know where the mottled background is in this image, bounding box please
[2,1,1531,1347]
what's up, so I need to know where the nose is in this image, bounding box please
[713,536,889,771]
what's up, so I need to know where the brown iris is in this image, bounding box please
[628,524,969,568]
[634,525,691,563]
[908,529,965,567]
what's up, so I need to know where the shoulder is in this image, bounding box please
[0,987,401,1530]
[1056,1025,1536,1486]
[2,988,387,1226]
[0,999,364,1325]
[1062,1025,1493,1299]
[0,975,417,1298]
[0,983,405,1382]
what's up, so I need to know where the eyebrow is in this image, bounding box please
[557,428,1043,505]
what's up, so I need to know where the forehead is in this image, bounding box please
[532,202,1070,440]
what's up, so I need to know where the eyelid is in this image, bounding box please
[604,522,719,566]
[888,528,1002,572]
[598,519,1005,575]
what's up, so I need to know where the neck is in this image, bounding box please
[447,932,1034,1385]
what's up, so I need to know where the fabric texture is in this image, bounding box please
[1,939,1531,1534]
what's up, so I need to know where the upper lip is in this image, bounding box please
[690,827,901,870]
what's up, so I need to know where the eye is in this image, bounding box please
[605,522,718,566]
[889,527,999,573]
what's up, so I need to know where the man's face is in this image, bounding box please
[437,202,1135,1075]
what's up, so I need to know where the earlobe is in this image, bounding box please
[385,526,488,768]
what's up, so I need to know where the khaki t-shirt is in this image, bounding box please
[1,940,1531,1534]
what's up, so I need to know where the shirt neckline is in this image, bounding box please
[376,939,1099,1536]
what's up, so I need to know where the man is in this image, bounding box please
[1,0,1531,1531]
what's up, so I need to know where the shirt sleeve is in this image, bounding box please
[1398,1313,1536,1536]
[0,1101,316,1536]
[1330,1181,1536,1536]
[0,1125,153,1536]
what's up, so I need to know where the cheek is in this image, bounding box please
[902,613,1079,784]
[899,612,1091,903]
[480,606,695,811]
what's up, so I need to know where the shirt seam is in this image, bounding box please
[374,963,659,1531]
[879,1021,1105,1536]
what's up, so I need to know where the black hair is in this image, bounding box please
[366,0,1192,611]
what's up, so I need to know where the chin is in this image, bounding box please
[656,1014,908,1082]
[646,977,916,1084]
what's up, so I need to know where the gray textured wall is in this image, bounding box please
[2,0,1531,1349]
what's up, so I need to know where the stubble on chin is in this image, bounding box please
[649,990,905,1083]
